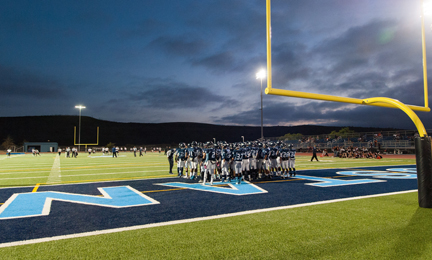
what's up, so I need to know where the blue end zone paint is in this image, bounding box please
[294,175,386,187]
[0,186,159,220]
[0,165,417,244]
[156,181,268,195]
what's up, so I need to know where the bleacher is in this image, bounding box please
[271,129,426,154]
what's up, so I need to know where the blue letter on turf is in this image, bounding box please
[0,186,159,220]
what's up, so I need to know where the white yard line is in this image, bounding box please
[60,169,168,177]
[47,155,62,184]
[0,189,417,248]
[0,166,167,175]
[0,169,169,181]
[59,165,167,173]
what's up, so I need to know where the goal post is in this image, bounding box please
[74,126,99,149]
[264,0,432,207]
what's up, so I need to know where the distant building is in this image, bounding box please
[24,142,58,153]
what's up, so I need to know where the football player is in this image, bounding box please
[242,142,252,181]
[175,143,188,178]
[280,144,290,178]
[188,141,198,180]
[250,142,258,180]
[289,144,297,177]
[202,141,217,185]
[232,143,243,184]
[269,142,279,177]
[220,143,232,182]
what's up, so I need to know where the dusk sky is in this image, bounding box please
[1,0,432,130]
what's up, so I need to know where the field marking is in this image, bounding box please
[0,189,417,249]
[59,169,168,177]
[0,175,177,190]
[32,184,40,192]
[0,163,166,173]
[0,169,169,181]
[47,155,62,184]
[0,165,167,175]
[0,155,24,160]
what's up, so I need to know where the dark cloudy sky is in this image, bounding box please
[1,0,432,130]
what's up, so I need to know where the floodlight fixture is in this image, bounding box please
[256,69,266,80]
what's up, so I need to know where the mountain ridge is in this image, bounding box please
[0,116,400,146]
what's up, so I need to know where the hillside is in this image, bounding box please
[0,116,398,146]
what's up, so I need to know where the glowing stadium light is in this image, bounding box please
[256,69,266,80]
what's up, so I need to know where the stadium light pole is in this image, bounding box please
[75,105,86,151]
[256,69,266,140]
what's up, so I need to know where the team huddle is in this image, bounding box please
[171,140,296,185]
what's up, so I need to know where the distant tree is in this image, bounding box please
[2,136,15,150]
[19,139,28,147]
[279,133,303,141]
[329,127,355,138]
[106,142,115,149]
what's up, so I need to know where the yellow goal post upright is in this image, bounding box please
[264,0,432,208]
[73,126,99,150]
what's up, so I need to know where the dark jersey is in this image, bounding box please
[205,148,216,162]
[233,149,243,162]
[195,147,203,159]
[187,147,196,159]
[243,147,251,159]
[269,147,278,159]
[289,148,296,159]
[280,148,290,160]
[251,147,259,159]
[176,148,187,160]
[221,148,232,161]
[257,148,264,159]
[215,148,221,160]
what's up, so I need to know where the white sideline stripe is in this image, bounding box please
[0,189,417,248]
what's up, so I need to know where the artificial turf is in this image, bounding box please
[0,153,428,259]
[1,191,430,259]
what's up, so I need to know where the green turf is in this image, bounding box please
[1,192,430,259]
[0,152,172,187]
[0,152,427,259]
[0,152,416,188]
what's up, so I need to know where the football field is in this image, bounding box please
[0,152,431,259]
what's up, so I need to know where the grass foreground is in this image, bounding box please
[1,192,431,259]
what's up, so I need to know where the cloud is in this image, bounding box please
[0,66,67,100]
[109,78,234,110]
[149,35,208,56]
[190,51,236,73]
[119,18,167,38]
[216,96,432,130]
